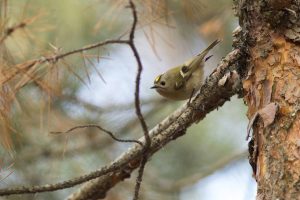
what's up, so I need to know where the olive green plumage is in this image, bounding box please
[151,39,220,100]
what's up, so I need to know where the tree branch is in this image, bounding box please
[0,49,243,198]
[66,49,243,200]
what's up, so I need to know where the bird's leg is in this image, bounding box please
[187,88,196,106]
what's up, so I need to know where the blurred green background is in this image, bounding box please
[0,0,255,199]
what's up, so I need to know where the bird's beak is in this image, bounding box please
[150,85,159,89]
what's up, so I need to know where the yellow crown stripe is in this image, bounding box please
[154,74,162,83]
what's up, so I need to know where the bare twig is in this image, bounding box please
[50,124,143,146]
[128,0,150,147]
[45,40,128,63]
[0,39,128,86]
[21,102,166,165]
[133,156,147,200]
[127,1,151,199]
[0,161,128,196]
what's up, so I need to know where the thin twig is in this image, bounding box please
[133,156,148,200]
[46,40,128,63]
[127,1,151,199]
[128,0,150,146]
[0,161,128,196]
[1,40,128,86]
[21,103,165,165]
[50,124,143,146]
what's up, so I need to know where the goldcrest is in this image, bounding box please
[151,39,220,100]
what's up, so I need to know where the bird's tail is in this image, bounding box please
[202,39,221,57]
[187,39,221,72]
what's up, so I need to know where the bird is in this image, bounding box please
[151,39,220,100]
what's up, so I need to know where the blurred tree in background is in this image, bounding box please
[0,0,255,199]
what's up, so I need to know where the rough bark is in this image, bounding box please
[235,0,300,199]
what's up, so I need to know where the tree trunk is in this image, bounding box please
[235,0,300,199]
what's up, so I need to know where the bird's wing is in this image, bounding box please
[180,39,221,81]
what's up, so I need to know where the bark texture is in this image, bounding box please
[235,0,300,199]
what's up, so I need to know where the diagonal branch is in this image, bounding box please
[66,49,243,200]
[0,49,243,198]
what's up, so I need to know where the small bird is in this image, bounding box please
[151,39,220,100]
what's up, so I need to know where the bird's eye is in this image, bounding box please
[160,81,166,86]
[181,66,189,73]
